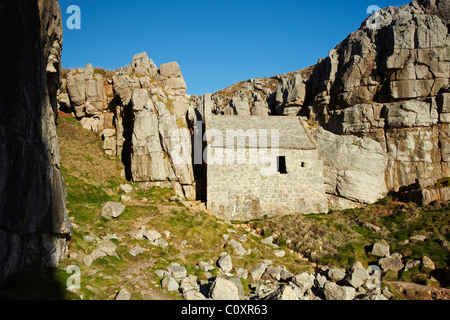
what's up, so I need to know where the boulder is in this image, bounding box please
[162,276,179,292]
[209,277,240,300]
[266,285,299,300]
[372,242,390,258]
[179,275,200,294]
[344,262,369,289]
[115,289,132,300]
[129,245,147,256]
[120,184,133,193]
[327,267,346,283]
[167,264,187,281]
[379,253,404,271]
[226,239,246,256]
[250,262,268,281]
[291,273,315,295]
[91,240,117,260]
[422,256,436,270]
[323,281,356,300]
[217,253,233,273]
[100,202,126,220]
[144,230,163,242]
[266,266,282,281]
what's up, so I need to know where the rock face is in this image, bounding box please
[304,1,449,195]
[199,68,314,117]
[59,53,196,199]
[0,0,71,285]
[312,127,389,209]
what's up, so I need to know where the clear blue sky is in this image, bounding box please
[59,0,411,95]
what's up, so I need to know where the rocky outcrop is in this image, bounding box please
[312,127,389,209]
[59,53,196,199]
[304,1,449,195]
[0,0,71,285]
[201,67,314,117]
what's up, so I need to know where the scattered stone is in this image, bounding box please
[266,266,282,281]
[315,273,327,288]
[209,277,240,300]
[273,250,286,257]
[410,235,427,242]
[239,234,247,242]
[422,256,436,270]
[115,288,132,300]
[327,267,346,283]
[266,285,299,300]
[250,262,267,281]
[227,239,246,256]
[379,253,404,271]
[82,255,93,267]
[228,277,245,300]
[167,264,188,281]
[83,235,95,242]
[382,288,393,299]
[199,261,215,272]
[358,221,381,232]
[405,260,420,271]
[292,273,315,295]
[280,268,294,281]
[179,275,199,294]
[261,236,274,246]
[323,281,356,300]
[144,229,162,242]
[344,262,369,289]
[236,268,248,280]
[128,227,146,240]
[183,290,207,300]
[162,276,179,292]
[156,239,169,249]
[91,240,117,260]
[120,184,133,193]
[129,245,147,256]
[154,269,167,278]
[372,242,390,258]
[217,253,233,273]
[100,202,126,220]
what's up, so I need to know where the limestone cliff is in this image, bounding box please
[0,0,71,285]
[59,53,196,199]
[303,1,449,202]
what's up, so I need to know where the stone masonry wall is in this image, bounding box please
[207,149,328,221]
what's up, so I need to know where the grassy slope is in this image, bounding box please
[256,197,450,289]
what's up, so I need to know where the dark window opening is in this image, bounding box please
[277,156,287,174]
[301,162,306,168]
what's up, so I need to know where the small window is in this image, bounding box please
[301,162,306,168]
[277,156,287,174]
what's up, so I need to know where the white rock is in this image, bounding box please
[209,277,240,300]
[100,202,126,220]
